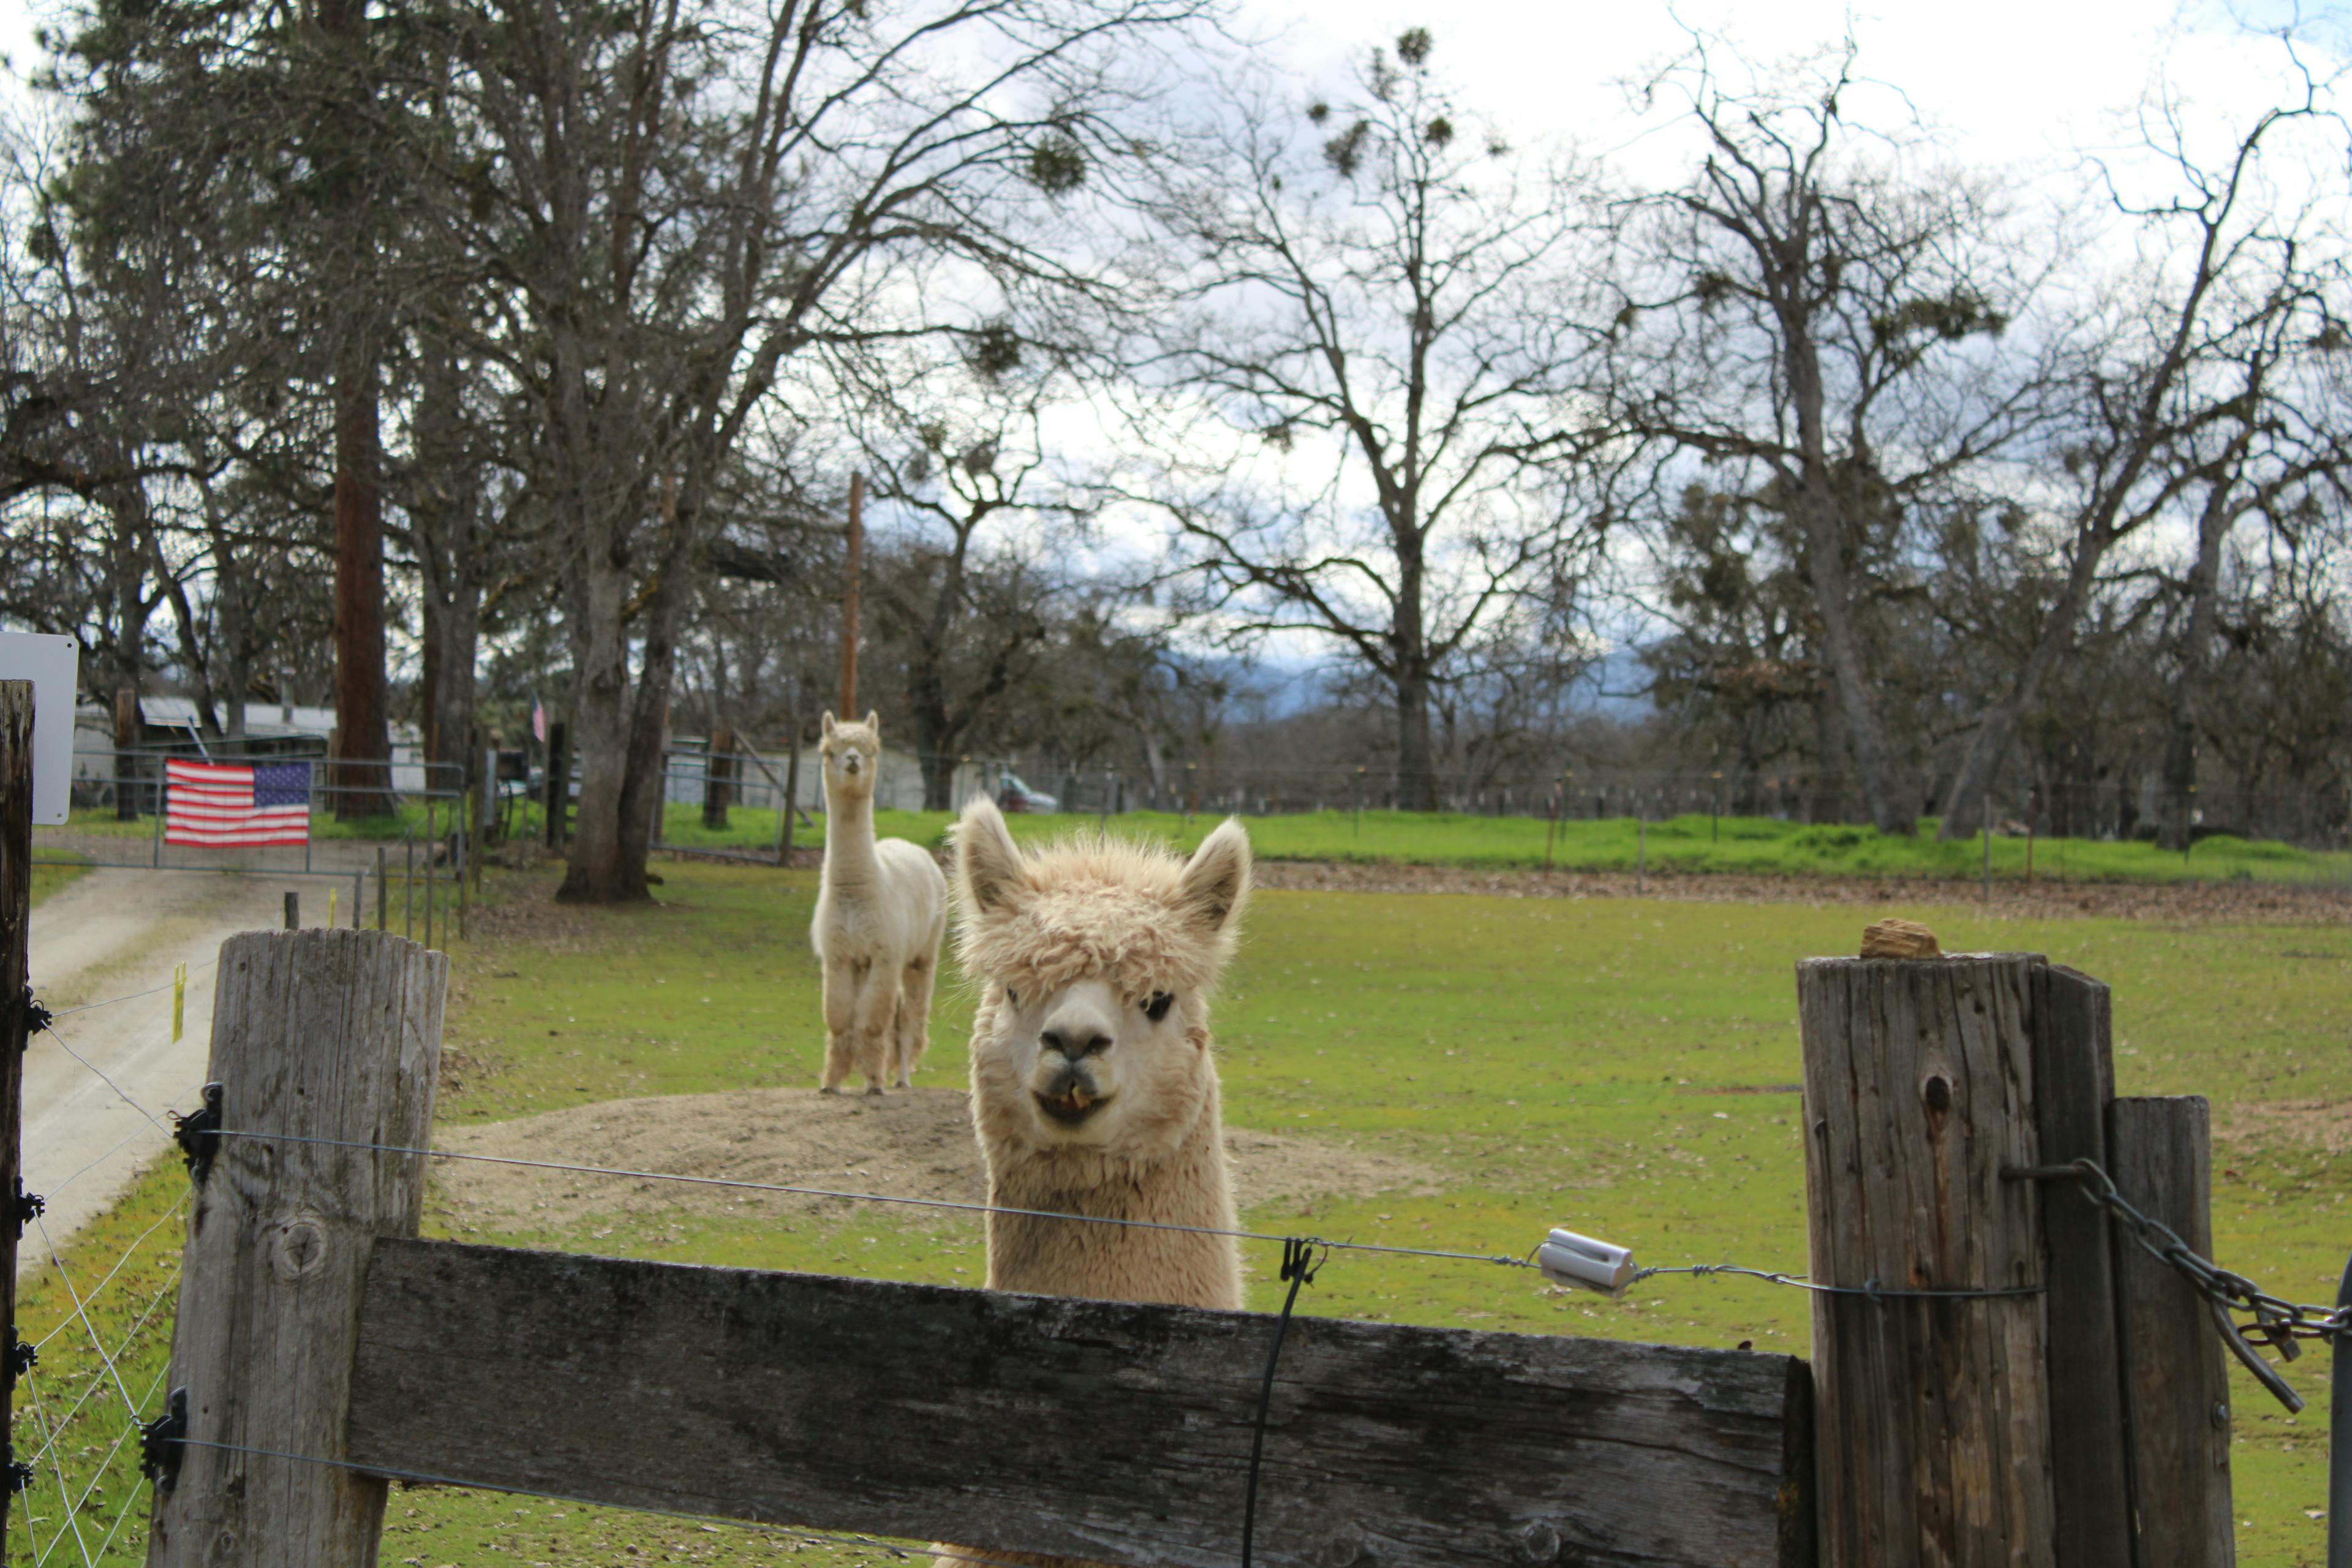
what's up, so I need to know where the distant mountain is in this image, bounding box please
[1193,648,1656,719]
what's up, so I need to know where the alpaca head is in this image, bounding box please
[819,710,882,803]
[955,797,1251,1158]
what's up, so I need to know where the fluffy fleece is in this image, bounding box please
[810,712,948,1092]
[939,799,1253,1568]
[954,796,1250,1310]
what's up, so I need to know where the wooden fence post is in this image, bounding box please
[1798,954,2056,1567]
[2031,966,2134,1568]
[2108,1095,2234,1567]
[145,928,446,1567]
[0,680,34,1544]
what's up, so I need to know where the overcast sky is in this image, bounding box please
[1258,0,2340,172]
[0,0,2333,145]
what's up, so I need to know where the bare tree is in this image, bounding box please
[411,0,1199,902]
[1596,37,2050,835]
[1113,28,1600,811]
[855,370,1080,807]
[1934,55,2350,839]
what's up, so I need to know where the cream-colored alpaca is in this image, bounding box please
[956,796,1248,1308]
[810,712,946,1093]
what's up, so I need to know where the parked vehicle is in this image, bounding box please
[997,773,1059,813]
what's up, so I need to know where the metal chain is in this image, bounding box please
[2020,1156,2350,1412]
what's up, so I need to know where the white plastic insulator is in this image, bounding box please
[1538,1227,1635,1299]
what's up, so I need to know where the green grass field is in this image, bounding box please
[13,856,2351,1564]
[649,801,2352,886]
[47,799,2352,886]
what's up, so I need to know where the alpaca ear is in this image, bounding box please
[865,710,880,734]
[956,797,1028,915]
[821,712,837,737]
[1175,817,1251,940]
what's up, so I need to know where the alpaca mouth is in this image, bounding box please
[1035,1090,1110,1127]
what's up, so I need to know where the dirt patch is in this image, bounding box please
[434,1087,1441,1232]
[2216,1099,2352,1157]
[1253,860,2352,924]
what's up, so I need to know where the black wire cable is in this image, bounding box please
[1240,1237,1324,1568]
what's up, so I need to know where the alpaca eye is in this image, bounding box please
[1144,993,1174,1022]
[1006,987,1019,1007]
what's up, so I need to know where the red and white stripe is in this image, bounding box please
[164,760,311,846]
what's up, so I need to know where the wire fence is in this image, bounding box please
[11,930,2349,1561]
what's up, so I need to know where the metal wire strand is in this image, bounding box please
[207,1128,1538,1272]
[32,1213,148,1419]
[23,1268,184,1470]
[40,1357,172,1568]
[39,1018,177,1138]
[31,1194,189,1352]
[42,957,219,1020]
[1626,1263,2045,1301]
[18,1366,97,1568]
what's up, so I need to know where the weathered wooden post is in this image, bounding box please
[1799,947,2123,1567]
[1,681,34,1542]
[2108,1095,2234,1565]
[145,927,445,1567]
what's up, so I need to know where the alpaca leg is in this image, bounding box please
[894,954,936,1088]
[819,956,863,1093]
[851,959,898,1093]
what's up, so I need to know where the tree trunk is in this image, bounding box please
[2155,482,2237,852]
[331,361,397,819]
[1789,467,1906,834]
[1937,524,2113,842]
[1765,259,1911,837]
[559,475,699,903]
[1393,541,1436,812]
[1396,662,1436,812]
[919,748,957,812]
[557,550,641,903]
[1809,681,1847,824]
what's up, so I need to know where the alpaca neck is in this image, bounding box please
[986,1068,1240,1309]
[823,784,880,884]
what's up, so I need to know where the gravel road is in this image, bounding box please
[23,851,384,1275]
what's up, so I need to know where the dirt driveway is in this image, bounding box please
[22,852,380,1274]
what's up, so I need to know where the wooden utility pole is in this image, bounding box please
[0,682,33,1544]
[840,474,863,719]
[145,928,446,1567]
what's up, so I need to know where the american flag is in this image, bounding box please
[165,759,312,847]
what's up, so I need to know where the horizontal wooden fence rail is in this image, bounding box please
[345,1239,1816,1568]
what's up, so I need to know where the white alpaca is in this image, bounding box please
[811,712,947,1094]
[936,799,1251,1568]
[955,796,1249,1307]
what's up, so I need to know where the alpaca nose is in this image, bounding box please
[1040,1028,1111,1060]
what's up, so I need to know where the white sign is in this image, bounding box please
[0,631,78,825]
